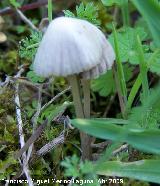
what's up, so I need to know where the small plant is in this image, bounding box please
[19,31,42,60]
[63,2,100,26]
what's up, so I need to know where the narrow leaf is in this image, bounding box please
[71,119,160,154]
[96,160,160,184]
[131,0,160,47]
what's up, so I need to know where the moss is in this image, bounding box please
[0,87,15,115]
[0,50,17,75]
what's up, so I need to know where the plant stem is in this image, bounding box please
[136,35,149,103]
[112,23,127,117]
[126,42,160,112]
[82,79,90,118]
[67,75,92,160]
[126,74,141,112]
[113,65,126,118]
[121,0,130,27]
[81,79,92,159]
[48,0,53,22]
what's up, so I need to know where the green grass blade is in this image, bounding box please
[131,0,160,47]
[48,0,53,22]
[71,118,160,154]
[96,160,160,184]
[136,35,149,102]
[126,74,141,111]
[112,23,127,117]
[113,24,127,101]
[121,0,130,27]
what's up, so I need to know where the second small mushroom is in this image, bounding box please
[33,17,115,160]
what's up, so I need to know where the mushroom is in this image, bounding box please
[33,17,115,160]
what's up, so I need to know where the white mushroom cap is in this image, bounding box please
[33,17,115,79]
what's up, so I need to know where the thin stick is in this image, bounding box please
[27,85,42,162]
[41,86,71,112]
[14,67,33,186]
[112,144,128,155]
[16,9,38,31]
[0,0,50,16]
[36,133,64,157]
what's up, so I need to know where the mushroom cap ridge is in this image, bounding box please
[33,17,115,77]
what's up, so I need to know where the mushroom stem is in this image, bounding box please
[67,75,84,118]
[81,79,92,160]
[82,79,90,118]
[67,75,92,160]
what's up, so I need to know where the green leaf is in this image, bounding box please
[147,49,160,74]
[101,0,123,6]
[71,118,160,154]
[91,70,115,97]
[108,27,148,64]
[129,86,160,129]
[136,35,149,102]
[93,118,130,125]
[27,70,45,83]
[131,0,160,47]
[135,17,152,40]
[40,101,72,123]
[91,65,133,97]
[96,160,160,184]
[16,25,26,34]
[80,161,93,174]
[63,10,75,18]
[9,0,21,8]
[61,155,80,177]
[0,155,17,174]
[26,64,45,83]
[61,155,94,178]
[63,2,100,26]
[19,31,42,60]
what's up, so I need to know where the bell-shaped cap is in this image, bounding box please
[33,17,115,79]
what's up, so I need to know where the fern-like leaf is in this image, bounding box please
[63,2,100,26]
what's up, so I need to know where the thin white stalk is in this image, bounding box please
[41,86,71,112]
[14,67,34,186]
[112,144,128,156]
[16,9,38,31]
[27,85,42,162]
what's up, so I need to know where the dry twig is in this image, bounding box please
[27,85,42,162]
[36,133,64,157]
[16,9,38,31]
[41,86,71,112]
[14,66,33,186]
